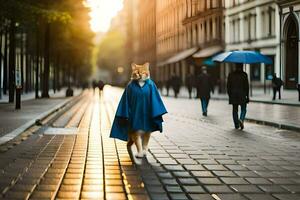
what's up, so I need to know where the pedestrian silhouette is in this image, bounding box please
[171,74,182,98]
[98,80,105,91]
[227,64,249,130]
[196,66,214,116]
[185,73,195,99]
[272,73,283,100]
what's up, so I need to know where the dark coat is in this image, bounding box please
[272,77,283,89]
[171,75,182,92]
[227,70,249,105]
[197,73,213,99]
[185,74,195,90]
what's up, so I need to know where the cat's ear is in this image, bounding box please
[144,62,150,70]
[131,63,136,70]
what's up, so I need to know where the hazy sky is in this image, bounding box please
[86,0,124,33]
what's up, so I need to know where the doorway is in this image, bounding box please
[285,15,299,89]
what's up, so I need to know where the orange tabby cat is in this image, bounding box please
[128,63,151,158]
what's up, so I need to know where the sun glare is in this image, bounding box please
[86,0,124,33]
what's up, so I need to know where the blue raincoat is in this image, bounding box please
[110,79,167,141]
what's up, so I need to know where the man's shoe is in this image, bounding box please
[203,112,207,117]
[239,120,244,130]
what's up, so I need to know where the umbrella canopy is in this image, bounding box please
[212,50,273,64]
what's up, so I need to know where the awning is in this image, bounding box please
[193,46,223,58]
[158,47,197,66]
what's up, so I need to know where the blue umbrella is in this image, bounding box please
[212,50,273,64]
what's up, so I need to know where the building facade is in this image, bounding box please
[224,0,280,89]
[156,0,225,85]
[136,0,157,79]
[277,0,300,89]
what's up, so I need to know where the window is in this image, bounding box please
[251,63,261,81]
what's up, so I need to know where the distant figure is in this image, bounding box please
[227,64,249,130]
[197,67,214,116]
[171,74,182,98]
[92,80,97,92]
[185,73,195,99]
[166,78,171,96]
[98,80,105,91]
[272,73,283,100]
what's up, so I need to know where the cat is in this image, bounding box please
[128,63,151,158]
[110,62,167,159]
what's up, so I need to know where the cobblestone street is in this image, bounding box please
[0,87,300,200]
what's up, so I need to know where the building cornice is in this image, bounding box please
[276,0,300,7]
[182,8,224,25]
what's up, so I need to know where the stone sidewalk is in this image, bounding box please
[0,88,300,200]
[0,89,83,144]
[105,87,300,200]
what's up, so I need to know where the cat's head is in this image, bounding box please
[131,62,150,81]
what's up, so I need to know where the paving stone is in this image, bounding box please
[220,177,248,184]
[281,185,300,193]
[183,165,205,171]
[214,194,247,200]
[80,191,104,199]
[169,193,189,200]
[182,185,205,193]
[273,194,300,200]
[145,186,165,193]
[257,185,288,193]
[157,172,173,179]
[31,191,56,198]
[172,171,191,178]
[165,186,183,193]
[164,165,185,171]
[161,178,178,185]
[178,178,198,185]
[230,185,263,193]
[148,193,169,200]
[188,194,215,200]
[197,178,222,185]
[234,171,259,177]
[212,171,236,177]
[244,194,277,200]
[245,177,272,184]
[204,185,233,193]
[191,171,214,177]
[197,160,218,165]
[106,193,127,200]
[203,165,227,171]
[225,165,247,171]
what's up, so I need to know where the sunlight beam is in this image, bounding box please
[86,0,124,33]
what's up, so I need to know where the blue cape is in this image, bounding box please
[110,79,167,141]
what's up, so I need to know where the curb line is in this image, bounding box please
[246,117,300,132]
[212,96,300,107]
[0,94,81,145]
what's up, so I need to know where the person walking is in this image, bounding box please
[272,73,283,100]
[185,73,195,99]
[197,66,213,116]
[171,74,182,98]
[227,63,249,130]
